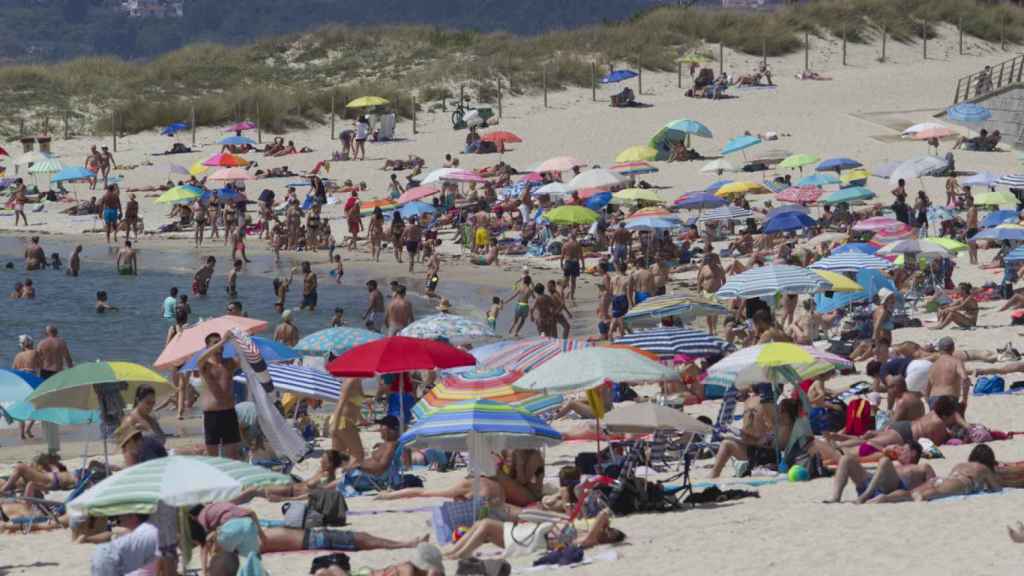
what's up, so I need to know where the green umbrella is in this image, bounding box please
[156,185,203,205]
[778,154,820,169]
[544,205,600,225]
[68,456,291,516]
[27,361,169,410]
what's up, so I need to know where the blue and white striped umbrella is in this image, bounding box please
[981,210,1020,228]
[400,314,496,343]
[0,369,41,403]
[995,174,1024,188]
[294,327,383,357]
[832,243,878,255]
[970,225,1024,242]
[961,171,999,188]
[399,399,562,454]
[625,216,679,231]
[234,364,341,400]
[614,328,730,360]
[182,336,299,371]
[1005,246,1024,263]
[716,265,832,300]
[697,205,753,223]
[947,102,992,123]
[809,253,892,273]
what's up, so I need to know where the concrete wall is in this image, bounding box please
[940,84,1024,148]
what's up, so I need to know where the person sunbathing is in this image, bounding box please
[233,450,346,503]
[873,444,1001,503]
[0,453,80,494]
[443,509,623,560]
[381,155,425,171]
[824,441,935,503]
[931,282,978,330]
[489,449,546,507]
[373,475,506,505]
[710,392,781,478]
[273,140,299,157]
[826,396,965,457]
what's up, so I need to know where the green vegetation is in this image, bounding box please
[3,0,1024,139]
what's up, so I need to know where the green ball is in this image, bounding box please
[788,464,810,482]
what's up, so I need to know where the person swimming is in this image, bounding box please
[95,291,117,313]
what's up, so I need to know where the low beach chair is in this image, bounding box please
[1,468,94,531]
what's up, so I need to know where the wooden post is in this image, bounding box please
[592,61,597,101]
[922,20,927,60]
[954,78,962,104]
[804,31,809,71]
[63,110,69,139]
[329,95,335,141]
[256,101,262,144]
[1001,19,1006,51]
[959,15,964,56]
[638,57,643,95]
[111,111,117,152]
[460,84,465,107]
[719,43,724,75]
[762,37,767,67]
[497,79,502,118]
[19,118,24,137]
[43,115,49,136]
[191,106,196,146]
[881,25,887,62]
[412,94,417,134]
[543,66,548,108]
[842,23,847,66]
[677,60,682,89]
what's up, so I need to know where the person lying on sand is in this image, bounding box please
[0,453,81,494]
[824,442,935,504]
[872,444,1001,503]
[374,475,506,506]
[381,155,425,171]
[443,509,623,560]
[826,396,965,457]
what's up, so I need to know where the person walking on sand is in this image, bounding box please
[115,240,138,276]
[98,145,116,188]
[124,192,140,241]
[274,309,300,347]
[345,191,362,250]
[85,145,100,190]
[300,261,318,312]
[697,253,726,335]
[560,232,584,303]
[389,213,406,263]
[195,332,242,460]
[12,334,40,440]
[37,324,73,379]
[99,185,121,244]
[368,207,385,262]
[402,218,423,273]
[12,181,28,227]
[354,116,370,160]
[385,285,414,336]
[364,280,385,332]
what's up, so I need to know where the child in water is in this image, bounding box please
[95,291,117,313]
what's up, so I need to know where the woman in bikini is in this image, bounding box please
[875,444,1001,503]
[123,385,168,444]
[368,208,385,262]
[493,449,545,507]
[389,214,406,263]
[330,378,366,465]
[546,280,572,339]
[0,454,79,494]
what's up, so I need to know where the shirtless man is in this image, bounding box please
[226,259,241,299]
[609,263,633,339]
[402,219,423,273]
[385,285,414,336]
[196,332,242,460]
[12,334,40,439]
[966,195,979,265]
[115,240,137,275]
[876,444,1000,503]
[66,245,82,277]
[530,283,557,338]
[610,223,631,268]
[825,442,935,503]
[652,259,669,296]
[560,232,584,302]
[99,185,121,244]
[504,272,534,338]
[932,282,978,330]
[85,145,100,190]
[124,193,140,241]
[24,236,46,271]
[363,280,385,332]
[828,396,965,455]
[37,325,73,379]
[274,310,300,347]
[424,246,440,298]
[193,256,216,296]
[300,261,318,311]
[924,336,970,415]
[631,261,656,305]
[697,253,726,334]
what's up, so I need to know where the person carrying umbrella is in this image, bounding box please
[196,332,243,460]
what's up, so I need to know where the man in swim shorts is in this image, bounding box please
[825,442,934,503]
[504,271,534,338]
[301,261,318,311]
[609,263,633,339]
[99,185,121,244]
[115,240,137,275]
[560,232,584,302]
[196,332,242,460]
[193,256,216,296]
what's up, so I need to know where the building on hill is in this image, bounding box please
[120,0,183,18]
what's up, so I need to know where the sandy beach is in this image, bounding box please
[6,25,1024,576]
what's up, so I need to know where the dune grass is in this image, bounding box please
[2,0,1023,139]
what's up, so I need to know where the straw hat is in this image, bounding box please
[114,422,143,448]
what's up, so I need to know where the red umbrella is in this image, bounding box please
[481,131,522,144]
[326,336,476,377]
[0,146,8,157]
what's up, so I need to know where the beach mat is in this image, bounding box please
[515,548,619,573]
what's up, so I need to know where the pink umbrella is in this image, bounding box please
[202,153,249,167]
[517,172,544,184]
[208,167,255,181]
[852,216,905,232]
[536,156,585,173]
[440,169,487,184]
[155,316,268,370]
[225,122,257,132]
[777,186,824,204]
[397,185,439,204]
[872,225,915,244]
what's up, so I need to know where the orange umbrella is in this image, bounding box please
[397,186,440,204]
[155,316,269,370]
[481,131,522,144]
[202,152,249,167]
[911,127,956,140]
[208,167,255,181]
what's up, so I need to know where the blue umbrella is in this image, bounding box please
[219,135,257,146]
[674,192,727,210]
[716,264,831,300]
[399,201,437,219]
[809,253,892,273]
[815,269,895,313]
[0,369,43,403]
[766,205,808,219]
[663,119,713,138]
[601,69,638,84]
[721,135,761,156]
[51,166,96,183]
[961,171,999,188]
[762,211,817,234]
[798,173,841,187]
[832,243,878,255]
[160,122,189,136]
[970,226,1024,242]
[816,157,862,172]
[613,328,730,359]
[995,174,1024,188]
[181,336,300,372]
[981,210,1020,228]
[5,400,99,426]
[1006,246,1024,263]
[947,102,992,123]
[625,216,679,231]
[871,161,903,179]
[584,192,612,211]
[822,186,875,205]
[705,179,734,194]
[201,187,244,203]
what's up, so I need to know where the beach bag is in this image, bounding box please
[1012,310,1024,325]
[809,402,846,434]
[974,375,1005,395]
[967,424,993,443]
[843,398,875,436]
[282,488,348,528]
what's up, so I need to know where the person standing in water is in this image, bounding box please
[24,236,46,271]
[385,285,414,336]
[195,332,242,460]
[274,309,300,347]
[193,256,216,296]
[226,259,242,300]
[66,245,82,277]
[99,185,121,244]
[115,240,137,275]
[300,261,318,312]
[363,280,385,332]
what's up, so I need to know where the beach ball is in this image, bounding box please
[788,464,810,482]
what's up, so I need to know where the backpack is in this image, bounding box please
[974,375,1005,395]
[843,397,875,436]
[808,401,846,435]
[282,488,348,529]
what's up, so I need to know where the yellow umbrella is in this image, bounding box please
[615,145,658,163]
[841,169,871,185]
[188,161,208,177]
[716,181,769,198]
[812,270,863,293]
[974,190,1017,206]
[928,237,968,253]
[346,96,389,108]
[613,188,664,204]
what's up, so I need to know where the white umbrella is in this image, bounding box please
[888,156,948,185]
[568,168,627,191]
[901,122,947,137]
[700,159,737,174]
[534,156,585,173]
[876,238,951,258]
[511,347,677,394]
[15,151,51,166]
[420,168,461,185]
[604,403,712,435]
[534,182,574,197]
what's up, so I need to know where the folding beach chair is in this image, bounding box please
[1,468,94,532]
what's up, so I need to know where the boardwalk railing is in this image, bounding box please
[953,54,1024,103]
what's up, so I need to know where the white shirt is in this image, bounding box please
[91,522,159,576]
[356,122,370,140]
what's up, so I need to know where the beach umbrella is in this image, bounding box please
[27,362,169,411]
[960,171,999,188]
[568,168,627,191]
[971,224,1024,242]
[533,182,574,198]
[705,179,733,194]
[160,122,189,136]
[69,456,290,516]
[613,328,730,360]
[778,153,820,170]
[927,206,956,224]
[180,336,300,372]
[697,205,754,223]
[974,190,1018,207]
[27,157,64,174]
[412,368,562,421]
[911,127,956,140]
[543,205,599,225]
[625,216,679,231]
[624,293,730,322]
[816,157,862,172]
[14,151,51,166]
[797,173,841,187]
[421,168,462,185]
[167,163,191,177]
[155,316,268,370]
[852,216,905,232]
[601,69,638,83]
[0,369,43,403]
[208,167,254,181]
[751,148,791,164]
[482,338,594,373]
[615,146,658,163]
[995,174,1024,188]
[822,186,875,205]
[359,198,399,216]
[1006,246,1024,263]
[440,169,486,184]
[981,210,1020,228]
[201,187,245,203]
[584,192,613,211]
[218,135,257,146]
[777,186,824,204]
[663,119,713,138]
[5,399,98,426]
[809,253,892,273]
[613,188,663,203]
[674,192,728,210]
[261,364,340,401]
[767,205,810,219]
[841,169,871,186]
[51,166,95,183]
[535,156,585,173]
[876,239,952,258]
[609,161,658,176]
[947,102,991,123]
[155,185,203,205]
[872,225,915,244]
[202,153,248,167]
[902,122,947,136]
[188,161,209,176]
[397,185,440,204]
[703,343,852,390]
[700,159,737,174]
[294,327,382,357]
[716,181,769,198]
[512,347,677,394]
[395,201,433,220]
[225,121,257,132]
[326,336,475,378]
[721,135,761,156]
[628,206,673,219]
[481,131,522,145]
[716,264,832,300]
[888,156,948,184]
[812,270,863,293]
[763,211,817,234]
[604,403,712,435]
[347,96,389,108]
[400,314,496,343]
[871,161,903,179]
[928,237,968,253]
[832,242,878,255]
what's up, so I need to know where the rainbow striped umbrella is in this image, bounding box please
[412,367,562,421]
[481,337,595,372]
[400,399,562,452]
[703,343,852,390]
[294,327,383,357]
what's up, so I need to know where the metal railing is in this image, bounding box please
[953,54,1024,103]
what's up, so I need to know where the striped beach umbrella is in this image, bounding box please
[512,348,678,394]
[294,327,383,357]
[0,369,42,403]
[697,205,754,224]
[400,399,562,452]
[716,265,832,301]
[68,456,290,516]
[265,364,340,400]
[613,328,730,360]
[852,216,905,232]
[412,367,562,421]
[703,343,853,390]
[815,157,862,172]
[777,186,824,204]
[156,185,203,205]
[1005,245,1024,263]
[809,253,893,273]
[871,225,916,244]
[27,157,64,174]
[947,102,991,123]
[610,161,658,175]
[481,337,594,373]
[181,336,300,371]
[624,293,730,322]
[876,239,952,258]
[27,362,168,410]
[995,174,1024,188]
[399,314,496,343]
[981,210,1020,228]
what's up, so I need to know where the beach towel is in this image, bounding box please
[230,328,306,461]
